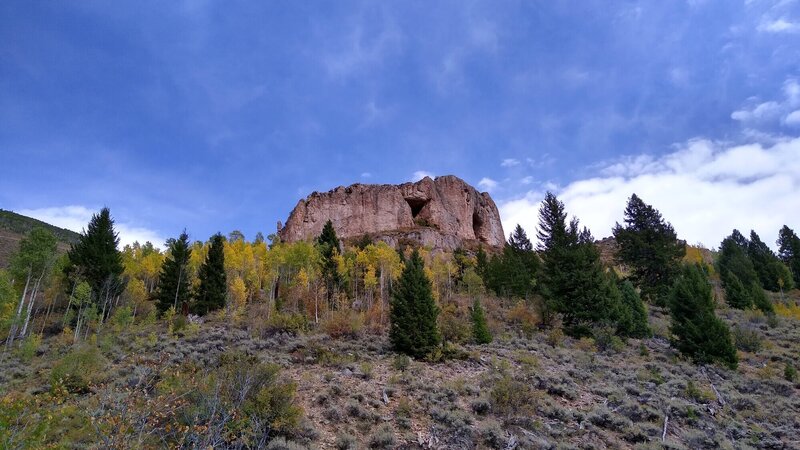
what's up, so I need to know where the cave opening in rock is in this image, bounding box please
[405,198,429,219]
[472,212,487,242]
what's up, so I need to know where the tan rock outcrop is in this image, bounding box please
[278,175,505,250]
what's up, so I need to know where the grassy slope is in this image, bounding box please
[1,292,798,449]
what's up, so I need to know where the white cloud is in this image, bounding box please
[757,17,800,33]
[785,110,800,126]
[520,176,534,185]
[501,158,519,167]
[411,170,434,181]
[478,177,498,192]
[499,137,800,250]
[731,101,781,122]
[361,172,373,178]
[731,78,800,127]
[16,205,166,248]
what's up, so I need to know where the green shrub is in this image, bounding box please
[546,327,565,347]
[184,351,303,445]
[266,312,308,335]
[50,345,108,394]
[16,333,42,362]
[111,305,133,329]
[732,326,763,353]
[593,326,625,353]
[367,424,396,449]
[490,374,537,416]
[321,310,363,338]
[785,363,797,382]
[335,432,357,450]
[392,354,410,372]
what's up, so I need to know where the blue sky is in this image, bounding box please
[2,1,799,248]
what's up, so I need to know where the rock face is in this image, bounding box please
[279,175,505,250]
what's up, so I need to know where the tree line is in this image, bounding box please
[2,197,799,371]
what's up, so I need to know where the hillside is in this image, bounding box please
[0,209,78,268]
[0,210,81,244]
[1,292,798,449]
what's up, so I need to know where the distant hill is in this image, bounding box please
[0,209,79,269]
[0,209,81,244]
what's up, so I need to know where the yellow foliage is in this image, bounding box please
[775,302,800,320]
[229,276,247,310]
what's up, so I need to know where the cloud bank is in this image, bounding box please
[17,206,165,248]
[500,137,800,250]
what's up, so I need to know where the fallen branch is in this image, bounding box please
[662,414,669,442]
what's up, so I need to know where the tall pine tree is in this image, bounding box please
[155,231,192,314]
[718,230,771,312]
[777,225,800,286]
[668,264,737,369]
[484,225,539,300]
[612,194,685,306]
[389,249,440,358]
[537,192,622,336]
[194,233,227,315]
[317,220,341,308]
[66,207,125,316]
[747,230,789,292]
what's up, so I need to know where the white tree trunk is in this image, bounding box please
[20,274,43,338]
[6,269,32,349]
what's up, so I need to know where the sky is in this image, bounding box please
[2,0,799,250]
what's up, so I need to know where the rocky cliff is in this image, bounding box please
[278,175,505,250]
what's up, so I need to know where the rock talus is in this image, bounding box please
[278,175,505,250]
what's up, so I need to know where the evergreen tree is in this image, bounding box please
[508,224,533,252]
[194,233,227,315]
[537,192,622,335]
[668,264,737,369]
[718,230,772,311]
[749,281,774,314]
[389,249,440,358]
[747,230,785,292]
[777,225,800,286]
[155,231,192,314]
[484,244,538,300]
[721,270,751,309]
[612,194,685,306]
[616,279,651,338]
[317,220,341,307]
[471,298,492,344]
[65,207,125,314]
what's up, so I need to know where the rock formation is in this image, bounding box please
[278,175,505,250]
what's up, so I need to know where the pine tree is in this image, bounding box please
[471,298,492,344]
[747,230,786,292]
[612,194,685,306]
[668,264,737,369]
[509,224,533,252]
[749,281,774,314]
[389,249,440,358]
[617,280,651,338]
[194,233,227,315]
[317,220,341,307]
[718,230,760,310]
[155,231,192,314]
[484,225,539,300]
[777,225,800,286]
[721,270,751,309]
[65,207,125,315]
[537,192,622,335]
